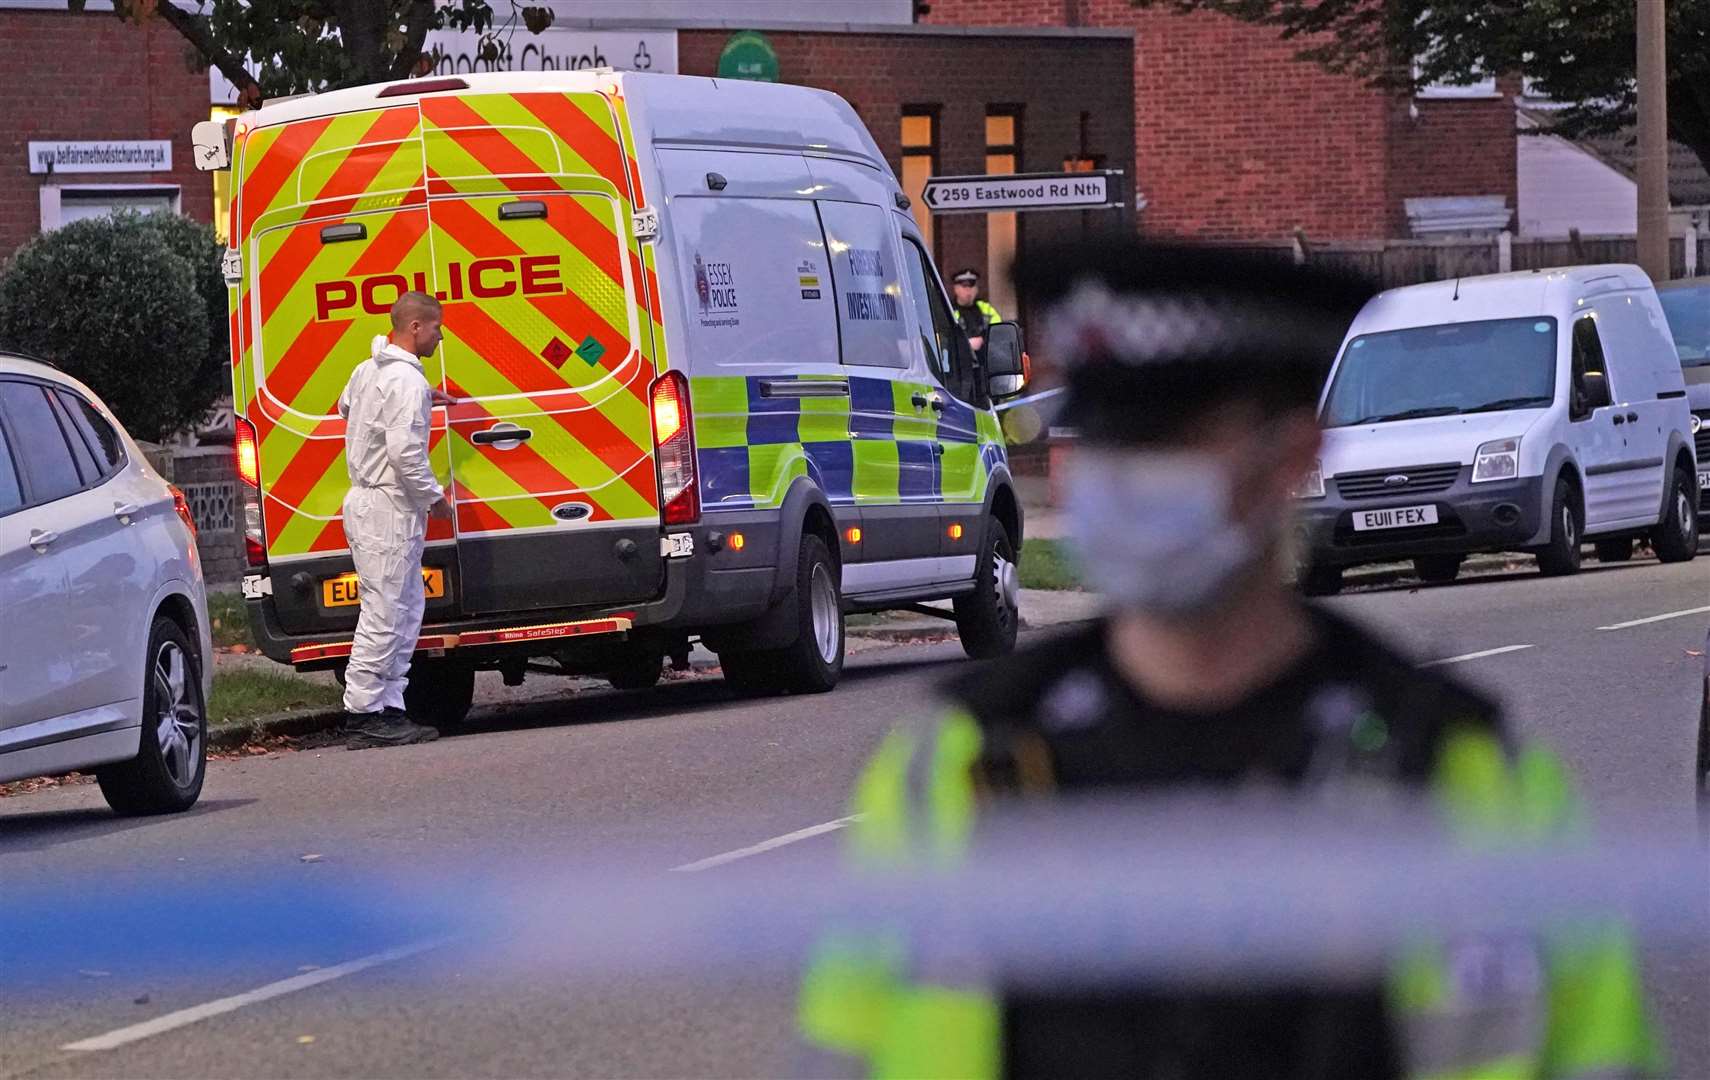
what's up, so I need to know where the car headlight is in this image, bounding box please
[1472,437,1520,483]
[1294,460,1326,499]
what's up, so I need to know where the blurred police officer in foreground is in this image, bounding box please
[798,239,1662,1079]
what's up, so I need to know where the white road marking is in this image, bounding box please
[1596,605,1710,632]
[671,814,862,873]
[1421,644,1536,667]
[60,814,865,1053]
[60,937,450,1052]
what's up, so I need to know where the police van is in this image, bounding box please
[193,70,1029,726]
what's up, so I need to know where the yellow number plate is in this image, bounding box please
[322,568,446,608]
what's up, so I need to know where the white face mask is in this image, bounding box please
[1064,449,1262,618]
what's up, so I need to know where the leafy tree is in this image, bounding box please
[82,0,557,106]
[0,214,212,442]
[1133,1,1710,176]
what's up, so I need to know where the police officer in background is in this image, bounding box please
[952,268,1003,362]
[798,239,1663,1079]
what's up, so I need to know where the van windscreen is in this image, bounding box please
[1321,317,1557,428]
[1657,283,1710,366]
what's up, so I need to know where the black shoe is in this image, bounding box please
[345,711,440,750]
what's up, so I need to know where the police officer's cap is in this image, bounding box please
[952,268,980,285]
[1013,238,1375,443]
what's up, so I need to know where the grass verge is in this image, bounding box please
[1019,538,1081,591]
[208,669,341,729]
[207,590,257,651]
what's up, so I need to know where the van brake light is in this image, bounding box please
[234,416,267,567]
[650,372,698,526]
[170,485,197,541]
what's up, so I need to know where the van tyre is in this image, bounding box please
[1536,478,1583,577]
[1299,564,1343,597]
[1413,555,1463,584]
[1594,538,1633,563]
[97,616,206,816]
[606,651,663,691]
[404,658,476,731]
[955,519,1020,660]
[1652,464,1699,564]
[720,533,844,695]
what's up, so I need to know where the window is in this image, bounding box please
[819,201,912,369]
[900,237,975,402]
[55,388,124,479]
[985,108,1021,319]
[900,108,938,254]
[0,414,22,516]
[39,185,181,231]
[1321,318,1558,428]
[669,196,840,370]
[49,391,101,485]
[0,381,82,505]
[1571,316,1614,420]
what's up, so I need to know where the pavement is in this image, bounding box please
[3,553,1708,1078]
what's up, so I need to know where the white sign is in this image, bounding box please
[922,171,1122,215]
[211,28,678,103]
[27,140,172,175]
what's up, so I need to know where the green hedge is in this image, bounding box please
[0,212,222,441]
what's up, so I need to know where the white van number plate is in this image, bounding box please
[1353,505,1439,531]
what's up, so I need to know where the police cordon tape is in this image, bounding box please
[6,793,1704,989]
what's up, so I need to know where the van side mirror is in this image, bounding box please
[192,118,233,172]
[1577,370,1611,417]
[985,322,1028,399]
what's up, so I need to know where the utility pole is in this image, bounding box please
[1636,0,1670,281]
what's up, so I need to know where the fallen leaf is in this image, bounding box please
[1687,650,1704,658]
[230,644,250,654]
[297,1035,316,1045]
[299,853,323,863]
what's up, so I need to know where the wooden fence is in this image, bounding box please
[1224,232,1706,289]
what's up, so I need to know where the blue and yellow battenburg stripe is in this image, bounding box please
[691,375,1007,511]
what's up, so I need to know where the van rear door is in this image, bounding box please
[418,92,663,614]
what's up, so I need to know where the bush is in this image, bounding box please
[136,213,229,423]
[0,212,214,441]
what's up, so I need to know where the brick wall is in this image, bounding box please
[924,0,1518,243]
[0,12,214,260]
[677,27,1135,321]
[173,447,247,587]
[1386,80,1523,236]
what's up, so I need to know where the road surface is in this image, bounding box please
[3,557,1706,1078]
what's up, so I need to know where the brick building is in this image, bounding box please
[0,9,212,259]
[922,0,1520,244]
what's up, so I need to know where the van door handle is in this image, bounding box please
[911,392,929,410]
[471,424,532,447]
[113,502,142,523]
[1626,411,1639,423]
[28,529,58,551]
[928,396,945,413]
[1612,414,1625,425]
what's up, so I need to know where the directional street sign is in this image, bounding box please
[920,170,1124,215]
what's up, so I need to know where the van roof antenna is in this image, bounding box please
[1452,276,1462,301]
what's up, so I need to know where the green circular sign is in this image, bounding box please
[718,30,780,83]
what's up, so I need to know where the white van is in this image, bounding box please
[1300,266,1697,592]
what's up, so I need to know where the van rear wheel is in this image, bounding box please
[1652,464,1699,564]
[720,533,844,696]
[1536,478,1582,577]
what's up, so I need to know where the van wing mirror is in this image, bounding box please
[191,118,233,172]
[985,322,1028,400]
[1580,371,1611,411]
